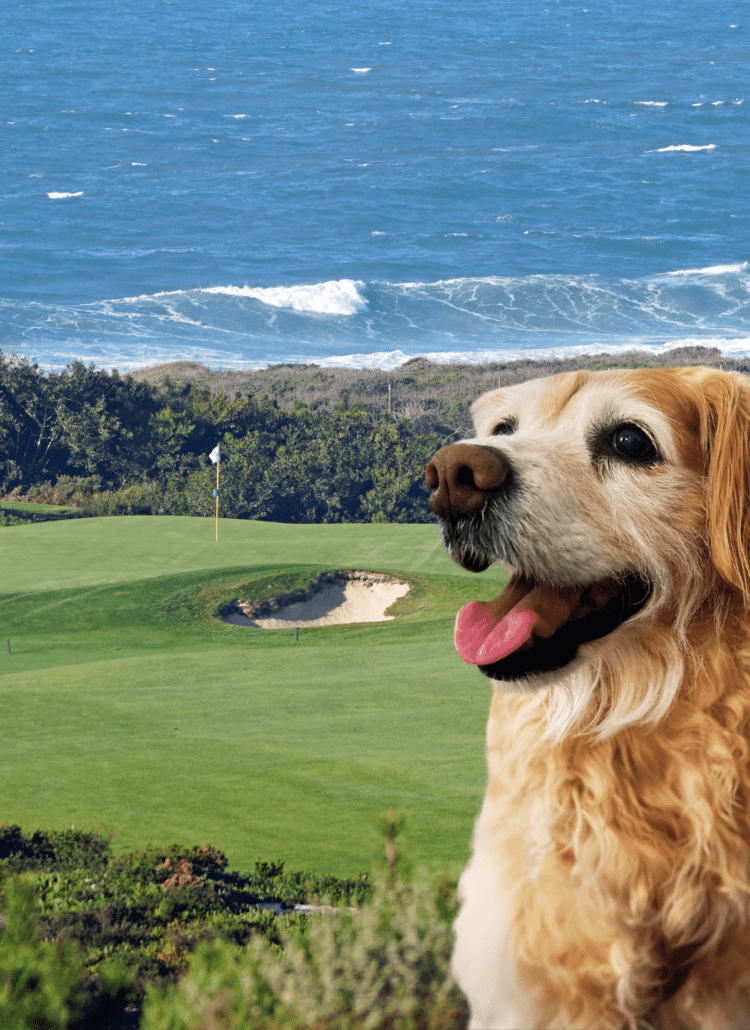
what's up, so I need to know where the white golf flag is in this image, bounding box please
[209,444,220,464]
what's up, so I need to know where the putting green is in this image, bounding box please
[1,517,507,878]
[1,515,507,593]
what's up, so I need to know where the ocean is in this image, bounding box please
[2,0,748,373]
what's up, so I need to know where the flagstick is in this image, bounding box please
[215,460,219,542]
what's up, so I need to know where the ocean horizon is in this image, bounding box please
[3,0,748,373]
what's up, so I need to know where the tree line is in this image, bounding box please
[1,345,738,523]
[0,352,442,523]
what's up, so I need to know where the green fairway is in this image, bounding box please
[0,500,82,514]
[1,517,508,879]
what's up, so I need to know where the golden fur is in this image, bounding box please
[446,367,750,1029]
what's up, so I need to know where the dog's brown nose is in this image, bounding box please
[425,443,510,517]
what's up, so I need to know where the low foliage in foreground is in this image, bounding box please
[0,816,469,1029]
[141,868,465,1030]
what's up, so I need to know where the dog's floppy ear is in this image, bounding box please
[703,371,750,601]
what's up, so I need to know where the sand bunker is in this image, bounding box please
[222,570,409,629]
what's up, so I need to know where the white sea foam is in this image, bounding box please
[33,333,750,378]
[666,262,748,275]
[647,144,716,152]
[273,337,750,372]
[47,191,83,198]
[312,349,411,370]
[204,279,368,315]
[224,114,248,118]
[635,101,668,106]
[350,68,371,73]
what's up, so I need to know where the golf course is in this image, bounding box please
[1,514,509,880]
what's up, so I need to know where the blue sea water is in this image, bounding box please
[2,0,748,372]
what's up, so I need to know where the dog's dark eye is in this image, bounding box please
[611,425,656,461]
[492,418,517,436]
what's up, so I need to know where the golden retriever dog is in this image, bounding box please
[425,367,750,1030]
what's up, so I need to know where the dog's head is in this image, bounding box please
[426,367,750,691]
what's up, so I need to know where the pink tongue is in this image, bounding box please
[455,601,537,665]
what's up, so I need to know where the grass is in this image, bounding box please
[1,516,507,881]
[0,500,83,514]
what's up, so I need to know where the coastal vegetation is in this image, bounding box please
[0,345,738,524]
[1,817,468,1029]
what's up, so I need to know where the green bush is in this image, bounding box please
[7,475,103,508]
[89,481,160,516]
[0,511,27,526]
[0,819,468,1029]
[141,865,468,1030]
[0,876,85,1029]
[0,826,111,874]
[0,826,375,998]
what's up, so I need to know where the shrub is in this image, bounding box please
[88,481,159,516]
[0,511,27,526]
[140,867,468,1030]
[0,876,85,1029]
[1,819,468,1029]
[0,825,112,874]
[7,475,103,508]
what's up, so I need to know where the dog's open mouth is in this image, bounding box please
[455,572,652,681]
